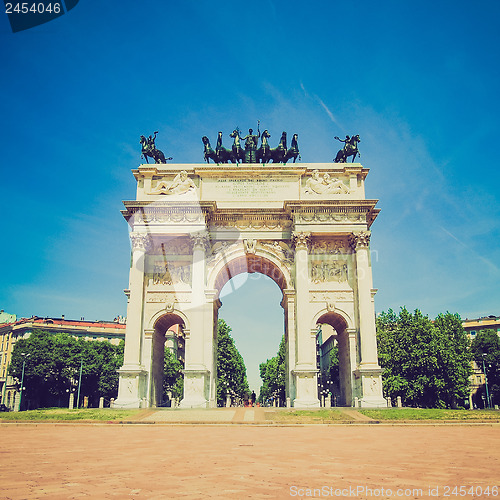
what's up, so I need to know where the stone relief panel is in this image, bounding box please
[310,260,348,284]
[303,170,350,195]
[149,171,197,196]
[152,261,192,286]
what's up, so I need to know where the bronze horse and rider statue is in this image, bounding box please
[202,126,301,165]
[140,131,172,164]
[333,134,360,163]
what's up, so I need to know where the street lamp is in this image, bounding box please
[18,353,30,411]
[482,354,491,409]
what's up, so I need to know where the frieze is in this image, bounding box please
[209,214,292,230]
[295,211,366,224]
[150,240,192,255]
[310,239,347,255]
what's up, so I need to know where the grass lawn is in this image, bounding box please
[358,408,500,421]
[265,409,354,423]
[0,408,145,422]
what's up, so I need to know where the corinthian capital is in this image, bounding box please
[348,231,371,251]
[130,233,152,253]
[190,231,210,251]
[292,231,311,251]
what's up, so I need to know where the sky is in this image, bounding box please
[1,1,500,392]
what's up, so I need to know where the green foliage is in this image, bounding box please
[376,309,472,408]
[258,335,286,405]
[216,319,250,404]
[9,331,124,409]
[471,329,500,405]
[163,348,184,401]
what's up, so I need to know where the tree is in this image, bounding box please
[9,331,124,409]
[216,319,249,405]
[163,347,184,402]
[471,329,500,406]
[376,308,472,408]
[258,335,286,405]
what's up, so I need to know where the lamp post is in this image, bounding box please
[18,353,30,412]
[482,354,491,409]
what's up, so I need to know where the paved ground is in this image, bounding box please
[1,414,499,499]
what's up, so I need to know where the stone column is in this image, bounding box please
[291,231,319,408]
[180,232,210,408]
[349,231,386,408]
[115,232,151,408]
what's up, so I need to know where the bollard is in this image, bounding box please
[69,393,74,410]
[397,396,402,408]
[286,397,291,408]
[99,397,104,409]
[226,395,231,408]
[325,395,331,408]
[83,396,89,408]
[110,398,115,409]
[354,397,359,408]
[387,397,392,408]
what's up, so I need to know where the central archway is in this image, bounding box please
[207,246,294,405]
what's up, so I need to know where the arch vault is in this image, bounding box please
[115,163,386,408]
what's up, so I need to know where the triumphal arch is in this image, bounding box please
[115,158,386,408]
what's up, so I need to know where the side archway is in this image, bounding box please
[150,312,186,407]
[314,309,355,406]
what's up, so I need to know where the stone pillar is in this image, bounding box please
[291,232,319,408]
[99,397,104,409]
[282,289,296,402]
[350,232,386,408]
[181,232,210,408]
[115,232,151,408]
[69,393,74,409]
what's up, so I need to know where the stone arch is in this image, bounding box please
[149,312,186,407]
[207,246,292,297]
[314,309,354,406]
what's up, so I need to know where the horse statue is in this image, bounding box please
[269,131,288,163]
[334,134,360,163]
[215,131,235,163]
[230,129,245,163]
[202,136,220,164]
[140,132,170,164]
[257,129,272,164]
[284,133,300,163]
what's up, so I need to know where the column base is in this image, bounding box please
[292,367,319,408]
[114,366,148,409]
[180,368,209,409]
[354,366,386,408]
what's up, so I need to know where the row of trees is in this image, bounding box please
[258,335,286,405]
[9,331,124,409]
[377,308,500,408]
[216,319,250,405]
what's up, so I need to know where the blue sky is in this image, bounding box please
[1,1,499,391]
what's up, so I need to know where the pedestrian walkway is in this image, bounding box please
[141,406,268,424]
